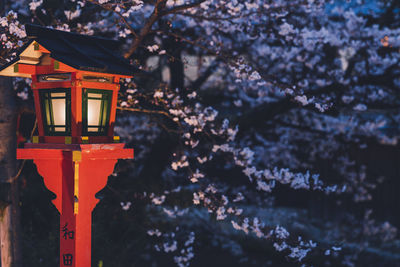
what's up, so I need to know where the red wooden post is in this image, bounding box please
[17,144,133,267]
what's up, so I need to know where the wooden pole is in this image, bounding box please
[0,77,22,267]
[17,144,133,267]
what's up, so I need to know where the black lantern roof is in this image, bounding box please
[0,24,139,77]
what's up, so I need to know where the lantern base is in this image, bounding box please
[32,135,121,144]
[17,143,133,267]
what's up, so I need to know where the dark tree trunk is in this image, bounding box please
[165,37,185,91]
[0,76,22,267]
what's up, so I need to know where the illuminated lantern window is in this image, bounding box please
[40,89,71,135]
[82,89,112,135]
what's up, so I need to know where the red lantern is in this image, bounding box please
[0,24,135,267]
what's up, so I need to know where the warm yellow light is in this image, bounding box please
[87,93,102,132]
[51,92,66,132]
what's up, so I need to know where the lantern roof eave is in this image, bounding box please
[0,39,36,78]
[0,24,143,78]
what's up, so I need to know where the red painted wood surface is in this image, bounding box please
[17,144,133,267]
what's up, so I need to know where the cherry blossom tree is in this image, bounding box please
[1,0,399,266]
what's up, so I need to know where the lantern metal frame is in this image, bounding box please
[39,87,71,136]
[81,88,112,136]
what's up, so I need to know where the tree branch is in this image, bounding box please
[123,0,206,58]
[86,0,139,39]
[160,0,206,16]
[117,106,172,119]
[117,106,184,133]
[191,58,220,89]
[124,0,168,58]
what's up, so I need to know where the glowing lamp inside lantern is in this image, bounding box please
[40,89,70,134]
[83,89,112,135]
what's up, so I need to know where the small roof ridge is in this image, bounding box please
[25,24,120,48]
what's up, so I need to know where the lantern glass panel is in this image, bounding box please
[82,89,112,135]
[51,97,66,127]
[87,99,101,128]
[40,88,71,135]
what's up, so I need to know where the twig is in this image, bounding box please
[86,0,139,39]
[117,106,172,118]
[9,119,37,183]
[124,0,168,58]
[160,0,206,16]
